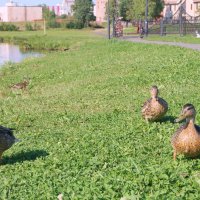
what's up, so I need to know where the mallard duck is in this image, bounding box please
[0,126,19,163]
[171,104,200,160]
[141,86,168,122]
[10,79,29,90]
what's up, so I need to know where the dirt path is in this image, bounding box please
[93,29,200,51]
[122,36,200,51]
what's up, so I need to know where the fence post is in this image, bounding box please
[160,18,163,36]
[179,5,183,36]
[145,0,149,36]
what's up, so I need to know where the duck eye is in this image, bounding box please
[187,107,193,111]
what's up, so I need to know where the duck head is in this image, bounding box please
[175,103,196,123]
[150,85,159,99]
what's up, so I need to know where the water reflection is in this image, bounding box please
[0,43,42,67]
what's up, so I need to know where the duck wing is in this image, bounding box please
[141,98,152,113]
[195,125,200,135]
[0,126,14,137]
[171,124,187,145]
[158,97,168,110]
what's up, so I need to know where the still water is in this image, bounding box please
[0,43,42,67]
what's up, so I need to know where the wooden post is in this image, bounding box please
[43,18,46,35]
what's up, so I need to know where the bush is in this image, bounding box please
[66,21,84,29]
[0,23,19,31]
[47,20,61,28]
[25,23,34,31]
[89,21,104,29]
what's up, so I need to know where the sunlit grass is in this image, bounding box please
[0,30,200,199]
[146,34,200,44]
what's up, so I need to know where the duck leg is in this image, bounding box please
[173,150,177,160]
[145,117,149,123]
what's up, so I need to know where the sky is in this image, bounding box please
[0,0,60,6]
[0,0,96,6]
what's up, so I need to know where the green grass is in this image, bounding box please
[146,34,200,44]
[0,29,102,50]
[1,30,200,199]
[123,27,138,35]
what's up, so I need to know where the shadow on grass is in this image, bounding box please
[3,150,49,165]
[157,116,176,123]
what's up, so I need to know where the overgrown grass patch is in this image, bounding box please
[0,30,200,199]
[0,29,102,51]
[147,34,200,44]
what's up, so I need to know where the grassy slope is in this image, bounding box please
[0,30,200,199]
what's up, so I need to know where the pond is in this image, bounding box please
[0,43,42,67]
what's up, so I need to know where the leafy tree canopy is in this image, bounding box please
[72,0,95,27]
[118,0,164,20]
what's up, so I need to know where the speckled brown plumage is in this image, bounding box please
[10,80,29,90]
[171,104,200,160]
[141,86,168,122]
[0,126,18,162]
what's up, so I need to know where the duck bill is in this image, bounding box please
[174,114,186,123]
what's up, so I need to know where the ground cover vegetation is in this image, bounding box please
[1,30,200,199]
[147,34,200,44]
[0,29,99,51]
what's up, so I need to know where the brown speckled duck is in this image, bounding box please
[171,104,200,160]
[0,126,19,163]
[141,86,168,122]
[10,79,29,90]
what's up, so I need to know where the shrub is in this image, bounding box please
[47,20,61,28]
[0,23,19,31]
[89,21,104,29]
[66,21,84,29]
[25,23,34,31]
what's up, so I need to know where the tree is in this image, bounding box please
[119,0,131,25]
[42,6,56,20]
[125,0,164,20]
[72,0,95,27]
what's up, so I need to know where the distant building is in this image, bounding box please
[0,1,42,22]
[48,0,75,16]
[93,4,97,17]
[163,0,200,19]
[96,0,107,23]
[60,0,74,16]
[48,5,61,16]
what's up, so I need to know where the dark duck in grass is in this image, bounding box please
[141,85,168,122]
[172,104,200,160]
[10,79,29,90]
[0,126,19,163]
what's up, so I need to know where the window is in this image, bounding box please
[174,5,176,11]
[191,4,193,10]
[196,3,200,10]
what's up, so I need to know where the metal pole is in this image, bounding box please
[44,18,46,35]
[145,0,148,37]
[113,14,115,37]
[107,0,111,39]
[160,18,163,36]
[179,5,182,36]
[112,0,117,37]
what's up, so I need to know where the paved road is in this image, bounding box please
[122,36,200,51]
